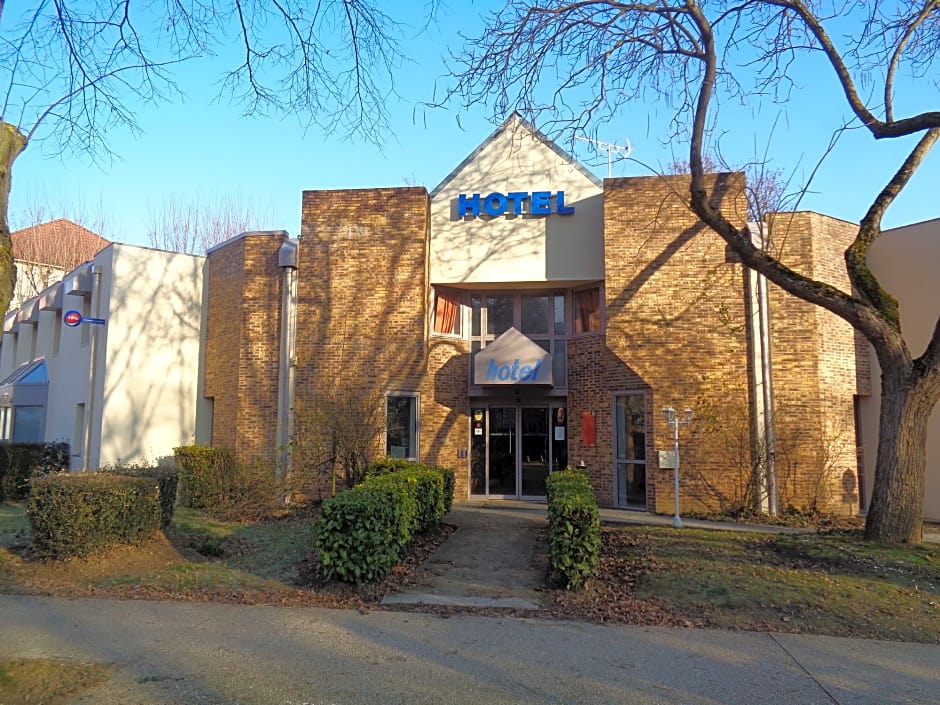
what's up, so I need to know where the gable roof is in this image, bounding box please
[430,112,603,198]
[11,219,110,269]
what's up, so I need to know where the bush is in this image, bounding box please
[315,485,404,583]
[365,458,455,513]
[174,446,281,521]
[545,470,601,590]
[316,460,455,583]
[0,442,70,501]
[174,446,234,509]
[27,474,161,559]
[108,465,178,529]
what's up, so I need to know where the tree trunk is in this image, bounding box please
[865,368,936,543]
[0,122,28,316]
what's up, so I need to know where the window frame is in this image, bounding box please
[431,287,463,338]
[572,284,604,336]
[468,290,568,389]
[612,391,648,507]
[386,391,419,462]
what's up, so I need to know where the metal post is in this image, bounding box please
[82,265,102,471]
[673,416,682,528]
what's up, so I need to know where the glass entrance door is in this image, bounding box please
[520,408,549,497]
[470,405,566,499]
[488,407,517,496]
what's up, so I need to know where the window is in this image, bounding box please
[432,289,462,336]
[12,406,43,442]
[468,291,568,387]
[573,287,602,334]
[386,394,418,460]
[614,393,647,506]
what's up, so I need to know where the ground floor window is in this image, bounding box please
[614,393,647,507]
[12,406,44,442]
[386,393,418,460]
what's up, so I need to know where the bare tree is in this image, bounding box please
[450,1,940,543]
[147,191,275,254]
[0,1,410,314]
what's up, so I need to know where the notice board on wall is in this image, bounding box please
[582,412,596,447]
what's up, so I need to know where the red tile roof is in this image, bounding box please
[11,219,110,270]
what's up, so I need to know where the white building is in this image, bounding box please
[0,243,206,469]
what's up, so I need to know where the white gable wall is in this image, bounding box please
[430,116,604,285]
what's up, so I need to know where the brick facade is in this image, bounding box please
[204,232,284,461]
[202,171,864,516]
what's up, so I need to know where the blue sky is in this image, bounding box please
[8,2,938,245]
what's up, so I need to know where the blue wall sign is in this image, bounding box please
[457,191,575,218]
[63,310,106,327]
[484,358,544,383]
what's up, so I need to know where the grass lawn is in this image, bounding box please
[1,501,938,642]
[547,525,940,643]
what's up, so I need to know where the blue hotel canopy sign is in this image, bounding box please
[457,190,575,217]
[474,328,553,386]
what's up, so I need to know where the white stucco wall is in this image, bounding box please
[430,115,604,285]
[98,244,204,467]
[862,217,940,522]
[0,244,204,469]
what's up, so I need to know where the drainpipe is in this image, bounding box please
[276,239,299,486]
[747,222,778,515]
[82,264,102,471]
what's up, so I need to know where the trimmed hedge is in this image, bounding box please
[316,484,404,583]
[27,474,161,559]
[174,445,234,509]
[316,459,454,583]
[0,442,70,501]
[545,469,601,590]
[109,466,178,529]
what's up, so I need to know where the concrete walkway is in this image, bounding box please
[2,594,938,705]
[382,503,547,609]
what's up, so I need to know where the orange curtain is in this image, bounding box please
[434,291,459,334]
[575,288,600,333]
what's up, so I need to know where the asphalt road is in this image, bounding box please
[2,594,938,705]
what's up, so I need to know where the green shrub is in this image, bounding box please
[174,446,234,509]
[316,460,455,583]
[364,457,415,479]
[315,485,403,583]
[174,446,281,520]
[364,458,455,513]
[27,474,161,559]
[107,465,178,529]
[545,470,601,590]
[0,442,70,501]
[367,473,418,550]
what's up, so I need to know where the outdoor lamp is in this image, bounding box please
[663,405,693,528]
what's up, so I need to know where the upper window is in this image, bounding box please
[386,393,418,461]
[573,287,602,334]
[432,289,462,336]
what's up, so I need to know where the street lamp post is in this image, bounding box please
[663,406,694,528]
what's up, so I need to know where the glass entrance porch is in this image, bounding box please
[470,404,568,499]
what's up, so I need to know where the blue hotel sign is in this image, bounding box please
[457,190,575,217]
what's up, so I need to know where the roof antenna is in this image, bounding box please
[575,135,633,178]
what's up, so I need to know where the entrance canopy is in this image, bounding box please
[474,327,553,386]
